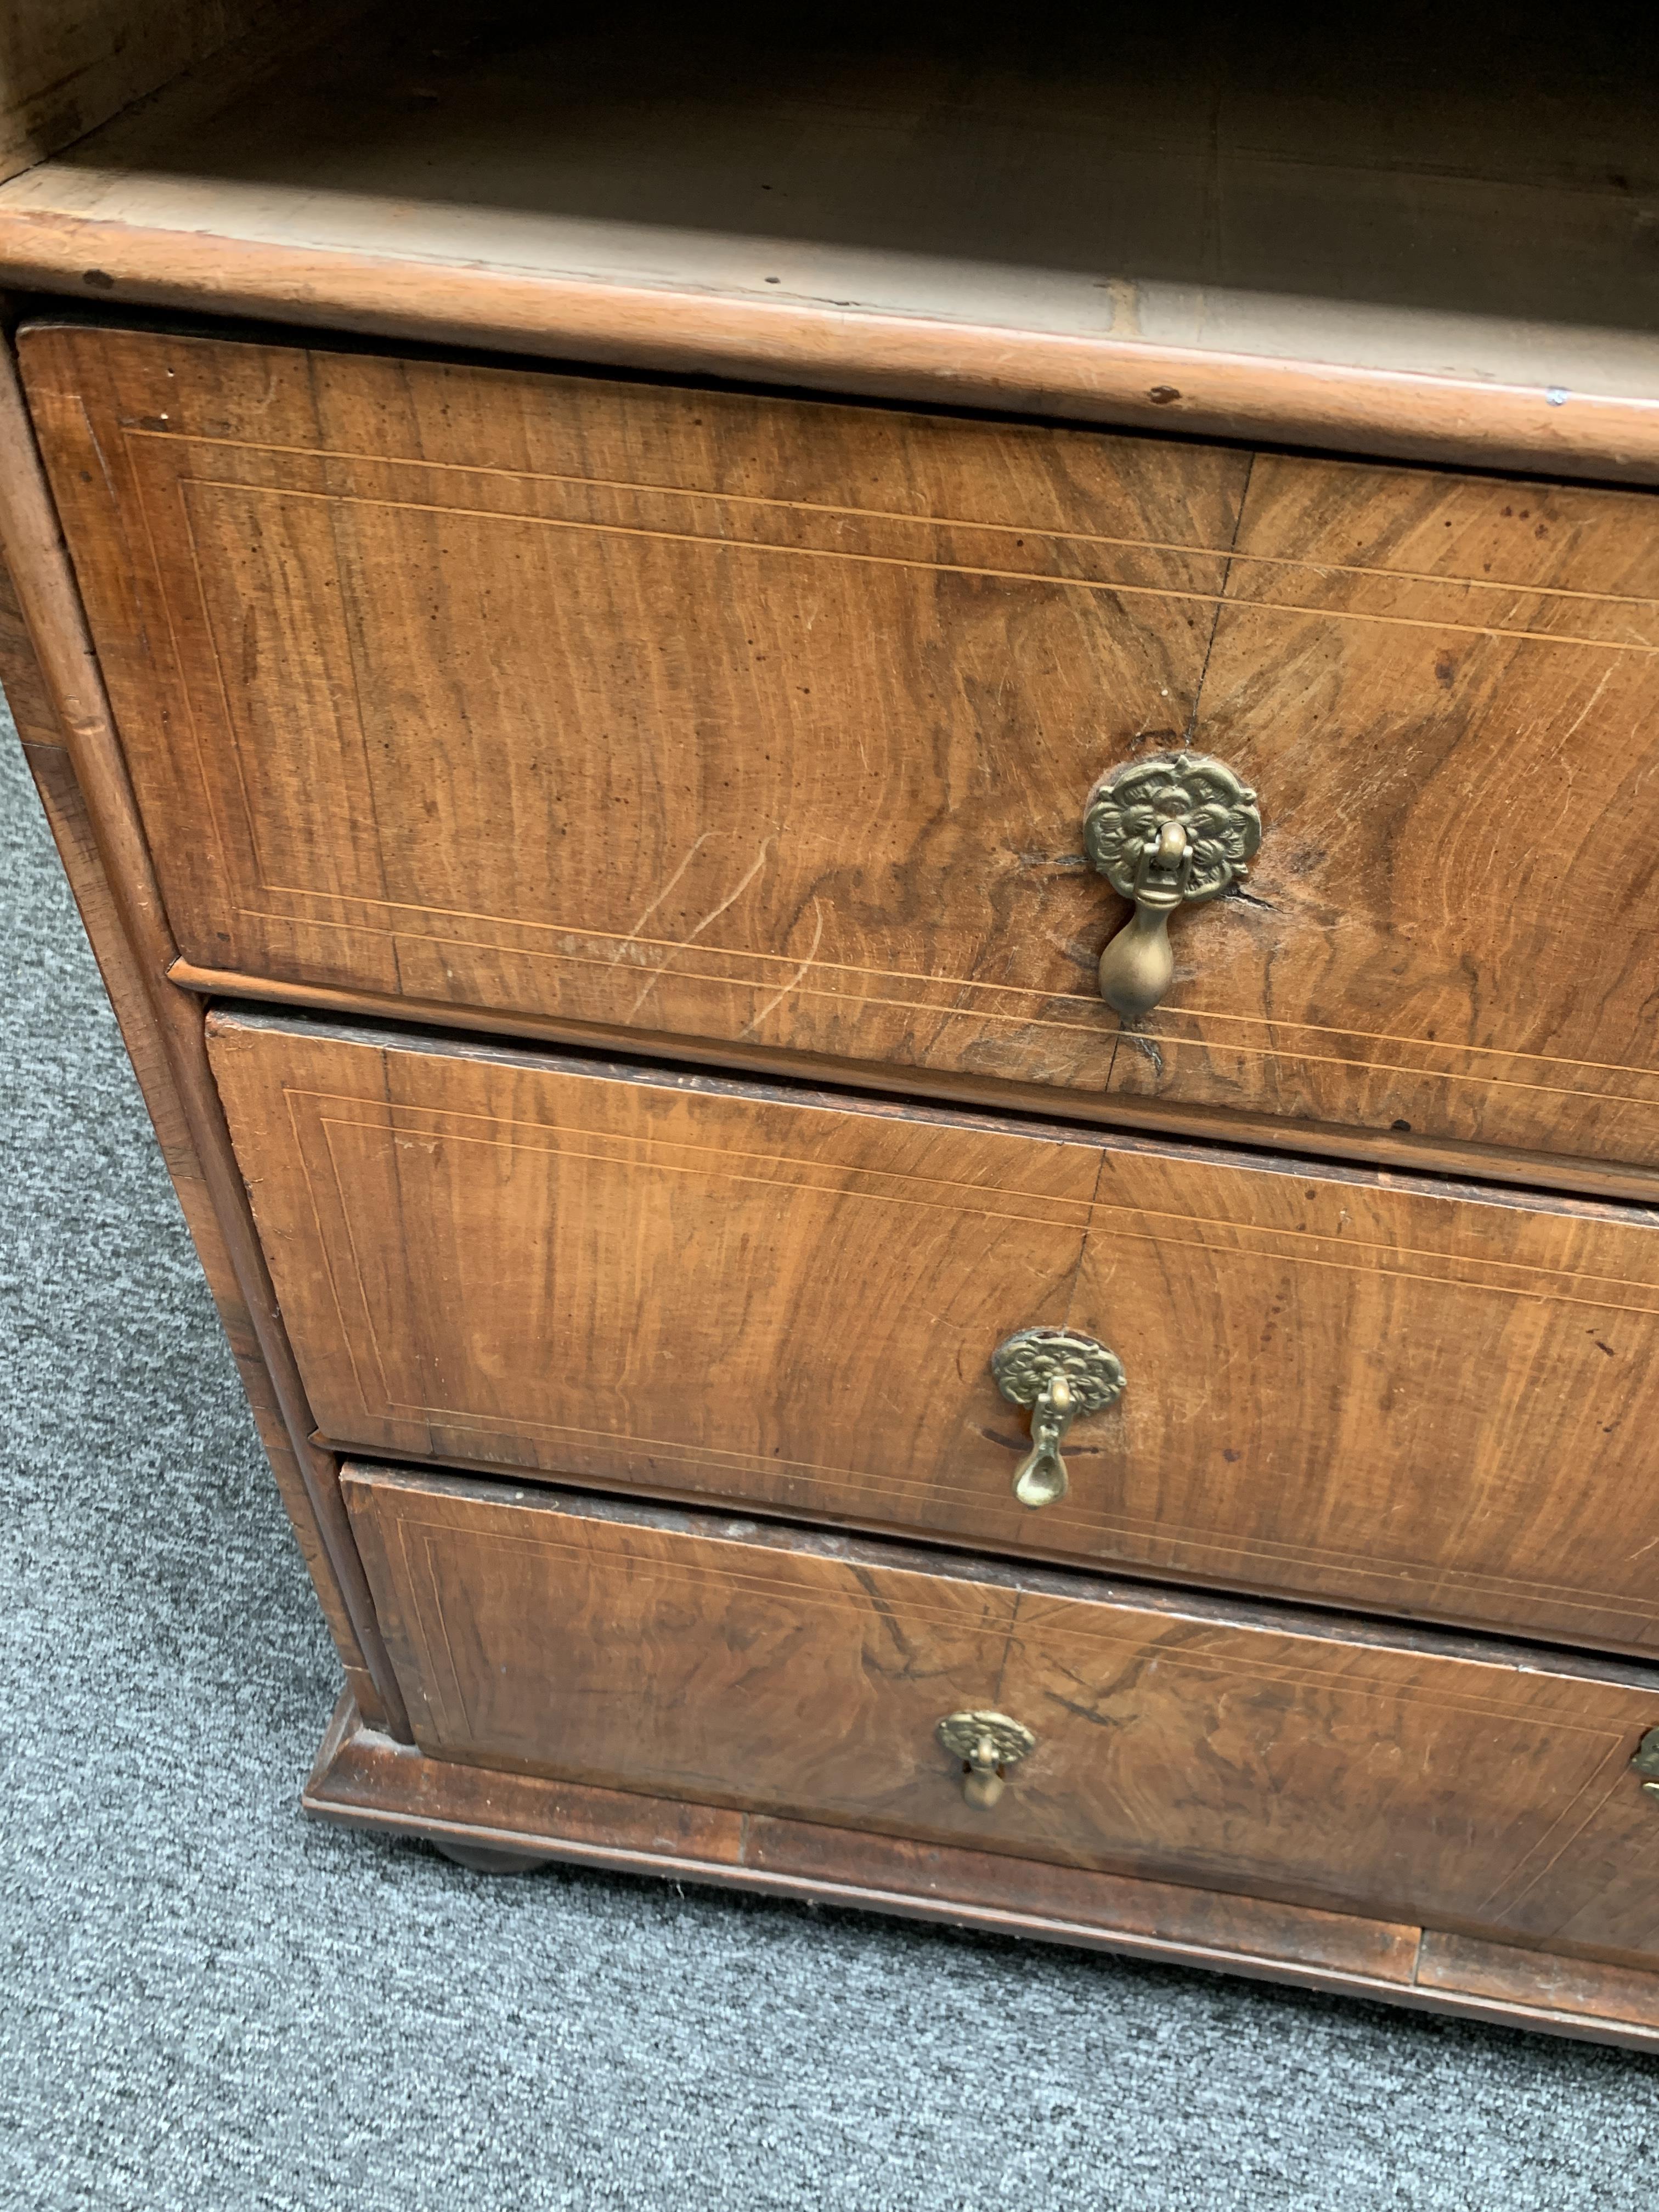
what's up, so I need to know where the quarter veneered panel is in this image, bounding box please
[209,1012,1659,1654]
[30,322,1659,1167]
[26,318,1234,1044]
[343,1470,1659,1961]
[1109,454,1659,1156]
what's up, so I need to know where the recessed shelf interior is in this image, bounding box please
[3,0,1656,417]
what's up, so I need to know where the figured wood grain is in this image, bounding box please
[27,322,1659,1169]
[20,317,1240,1035]
[3,2,1659,476]
[341,1469,1659,1965]
[161,953,1659,1210]
[1111,452,1659,1148]
[304,1689,1659,2050]
[0,340,409,1737]
[208,1011,1659,1655]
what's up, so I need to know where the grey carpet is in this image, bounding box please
[2,711,1655,2212]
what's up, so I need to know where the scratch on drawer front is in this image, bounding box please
[744,900,825,1036]
[612,832,711,955]
[628,839,774,1016]
[1556,665,1616,751]
[1117,1029,1165,1080]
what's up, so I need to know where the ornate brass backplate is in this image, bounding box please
[1082,750,1262,1022]
[937,1709,1037,1809]
[1633,1725,1659,1798]
[991,1326,1126,1508]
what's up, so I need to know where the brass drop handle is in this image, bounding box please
[991,1327,1126,1509]
[1022,1368,1075,1508]
[1633,1726,1659,1801]
[938,1709,1037,1809]
[1083,749,1262,1023]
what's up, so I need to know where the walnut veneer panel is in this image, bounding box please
[208,1011,1659,1654]
[343,1470,1659,1963]
[29,323,1659,1169]
[1114,455,1659,1153]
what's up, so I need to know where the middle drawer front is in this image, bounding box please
[209,1010,1659,1654]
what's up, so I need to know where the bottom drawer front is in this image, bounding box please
[344,1467,1659,1961]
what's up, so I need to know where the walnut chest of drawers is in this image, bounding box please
[4,0,1659,2050]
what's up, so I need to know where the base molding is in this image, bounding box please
[304,1695,1659,2051]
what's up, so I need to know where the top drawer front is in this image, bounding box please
[30,324,1659,1169]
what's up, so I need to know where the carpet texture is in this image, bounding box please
[2,710,1656,2211]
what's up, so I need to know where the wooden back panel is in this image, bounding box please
[29,322,1659,1170]
[209,1011,1659,1655]
[344,1468,1659,1964]
[0,4,276,182]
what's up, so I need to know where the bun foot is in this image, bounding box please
[430,1839,552,1875]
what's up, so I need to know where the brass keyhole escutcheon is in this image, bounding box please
[1082,750,1262,1023]
[937,1709,1037,1809]
[991,1327,1126,1509]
